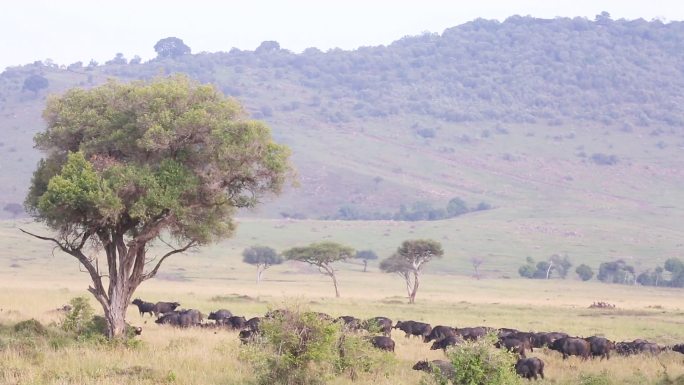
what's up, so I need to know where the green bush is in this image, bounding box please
[13,319,47,336]
[436,334,522,385]
[240,307,393,385]
[62,296,95,335]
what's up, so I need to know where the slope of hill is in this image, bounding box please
[1,14,683,247]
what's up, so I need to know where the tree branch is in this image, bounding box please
[142,240,197,281]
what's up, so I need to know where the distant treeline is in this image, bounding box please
[324,198,491,221]
[5,14,683,129]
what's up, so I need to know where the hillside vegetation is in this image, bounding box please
[1,16,683,269]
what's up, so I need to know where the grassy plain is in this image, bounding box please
[1,219,684,384]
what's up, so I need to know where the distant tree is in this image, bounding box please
[355,250,378,272]
[255,40,281,54]
[518,256,536,278]
[575,264,594,281]
[3,203,23,219]
[664,258,684,288]
[283,242,354,298]
[446,197,468,217]
[22,74,48,93]
[87,59,98,68]
[67,62,83,71]
[379,239,443,304]
[548,254,572,278]
[154,37,191,59]
[105,53,127,65]
[242,246,283,283]
[470,256,485,280]
[129,55,142,65]
[598,259,636,284]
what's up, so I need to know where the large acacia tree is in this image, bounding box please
[23,75,292,338]
[283,242,354,298]
[379,239,443,304]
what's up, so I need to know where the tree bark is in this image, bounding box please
[363,260,368,273]
[331,272,340,298]
[408,271,420,304]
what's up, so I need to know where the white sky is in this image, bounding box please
[1,0,682,71]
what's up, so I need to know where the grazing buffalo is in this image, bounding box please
[155,309,202,327]
[153,301,181,317]
[497,328,519,338]
[131,299,155,317]
[457,326,490,341]
[239,329,258,344]
[336,316,362,331]
[673,344,684,355]
[495,337,527,358]
[225,316,247,330]
[515,357,545,380]
[551,337,591,360]
[507,332,535,352]
[394,320,432,339]
[430,335,464,351]
[532,332,568,348]
[616,340,662,356]
[245,317,261,331]
[208,309,233,324]
[585,336,615,360]
[369,336,395,352]
[424,325,458,343]
[363,317,393,337]
[413,360,456,382]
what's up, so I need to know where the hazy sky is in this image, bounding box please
[2,0,682,71]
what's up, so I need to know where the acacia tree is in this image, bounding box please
[154,37,191,59]
[23,76,292,338]
[242,246,283,283]
[379,239,443,304]
[355,249,378,272]
[283,242,354,298]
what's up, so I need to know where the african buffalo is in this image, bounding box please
[457,326,491,341]
[424,325,457,343]
[515,357,545,380]
[673,344,684,355]
[495,337,527,358]
[152,301,181,317]
[336,316,362,331]
[369,336,395,352]
[225,316,247,330]
[245,317,261,331]
[394,320,432,339]
[532,332,568,348]
[131,299,155,317]
[363,317,393,337]
[413,360,456,382]
[208,309,232,324]
[430,335,463,351]
[551,337,591,360]
[585,336,615,360]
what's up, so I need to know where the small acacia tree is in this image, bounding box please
[575,264,594,281]
[284,242,354,298]
[242,246,283,283]
[355,250,378,272]
[379,239,443,304]
[23,75,292,338]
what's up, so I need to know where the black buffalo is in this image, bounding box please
[532,332,568,348]
[585,336,615,360]
[225,316,247,330]
[394,320,432,339]
[550,337,591,360]
[131,299,155,317]
[245,317,261,331]
[430,335,463,351]
[515,357,545,380]
[336,316,362,331]
[672,344,684,355]
[363,317,393,337]
[495,337,527,358]
[239,329,259,344]
[208,309,233,324]
[369,336,395,352]
[413,360,456,382]
[155,309,201,328]
[424,325,457,343]
[153,301,181,317]
[457,326,490,341]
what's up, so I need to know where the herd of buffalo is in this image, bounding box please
[132,298,684,382]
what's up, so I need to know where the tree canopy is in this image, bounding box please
[355,249,378,272]
[379,239,443,303]
[283,242,354,297]
[24,75,292,338]
[242,246,283,283]
[154,37,191,59]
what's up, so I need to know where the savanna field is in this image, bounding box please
[1,219,683,385]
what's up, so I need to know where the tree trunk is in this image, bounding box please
[330,272,340,298]
[363,260,368,272]
[474,265,480,280]
[256,265,263,284]
[409,271,420,304]
[546,263,553,279]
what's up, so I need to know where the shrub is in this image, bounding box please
[240,307,393,385]
[433,334,522,385]
[62,297,94,335]
[13,319,47,336]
